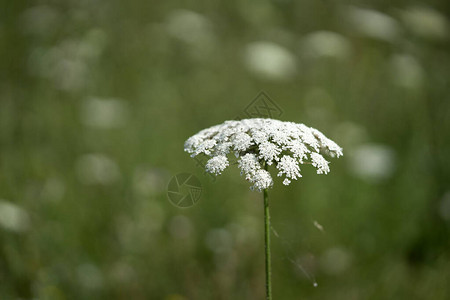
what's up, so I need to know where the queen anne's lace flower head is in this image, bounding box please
[185,118,343,191]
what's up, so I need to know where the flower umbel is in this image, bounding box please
[184,118,343,300]
[184,118,343,191]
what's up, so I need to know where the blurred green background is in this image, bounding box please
[1,0,450,299]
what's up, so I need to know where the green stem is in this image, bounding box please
[263,164,272,300]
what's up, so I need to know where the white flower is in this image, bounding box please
[205,155,229,175]
[311,128,343,158]
[191,139,216,156]
[238,153,261,179]
[215,141,232,156]
[250,170,273,191]
[285,139,309,162]
[250,128,269,145]
[232,132,253,152]
[276,155,302,185]
[258,141,281,165]
[184,118,343,191]
[310,152,330,174]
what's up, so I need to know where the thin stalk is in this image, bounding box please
[263,164,272,300]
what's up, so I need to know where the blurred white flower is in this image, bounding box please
[169,215,193,239]
[0,200,30,232]
[205,228,233,254]
[79,28,108,61]
[301,31,351,59]
[76,154,121,185]
[244,41,297,81]
[28,29,107,92]
[320,247,352,275]
[51,58,87,91]
[185,118,343,191]
[132,167,169,197]
[166,9,213,45]
[400,6,449,40]
[165,9,216,60]
[348,143,396,181]
[390,54,424,89]
[81,98,129,129]
[76,263,104,290]
[438,192,450,221]
[344,7,401,42]
[230,216,260,247]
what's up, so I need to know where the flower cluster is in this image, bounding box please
[185,118,343,191]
